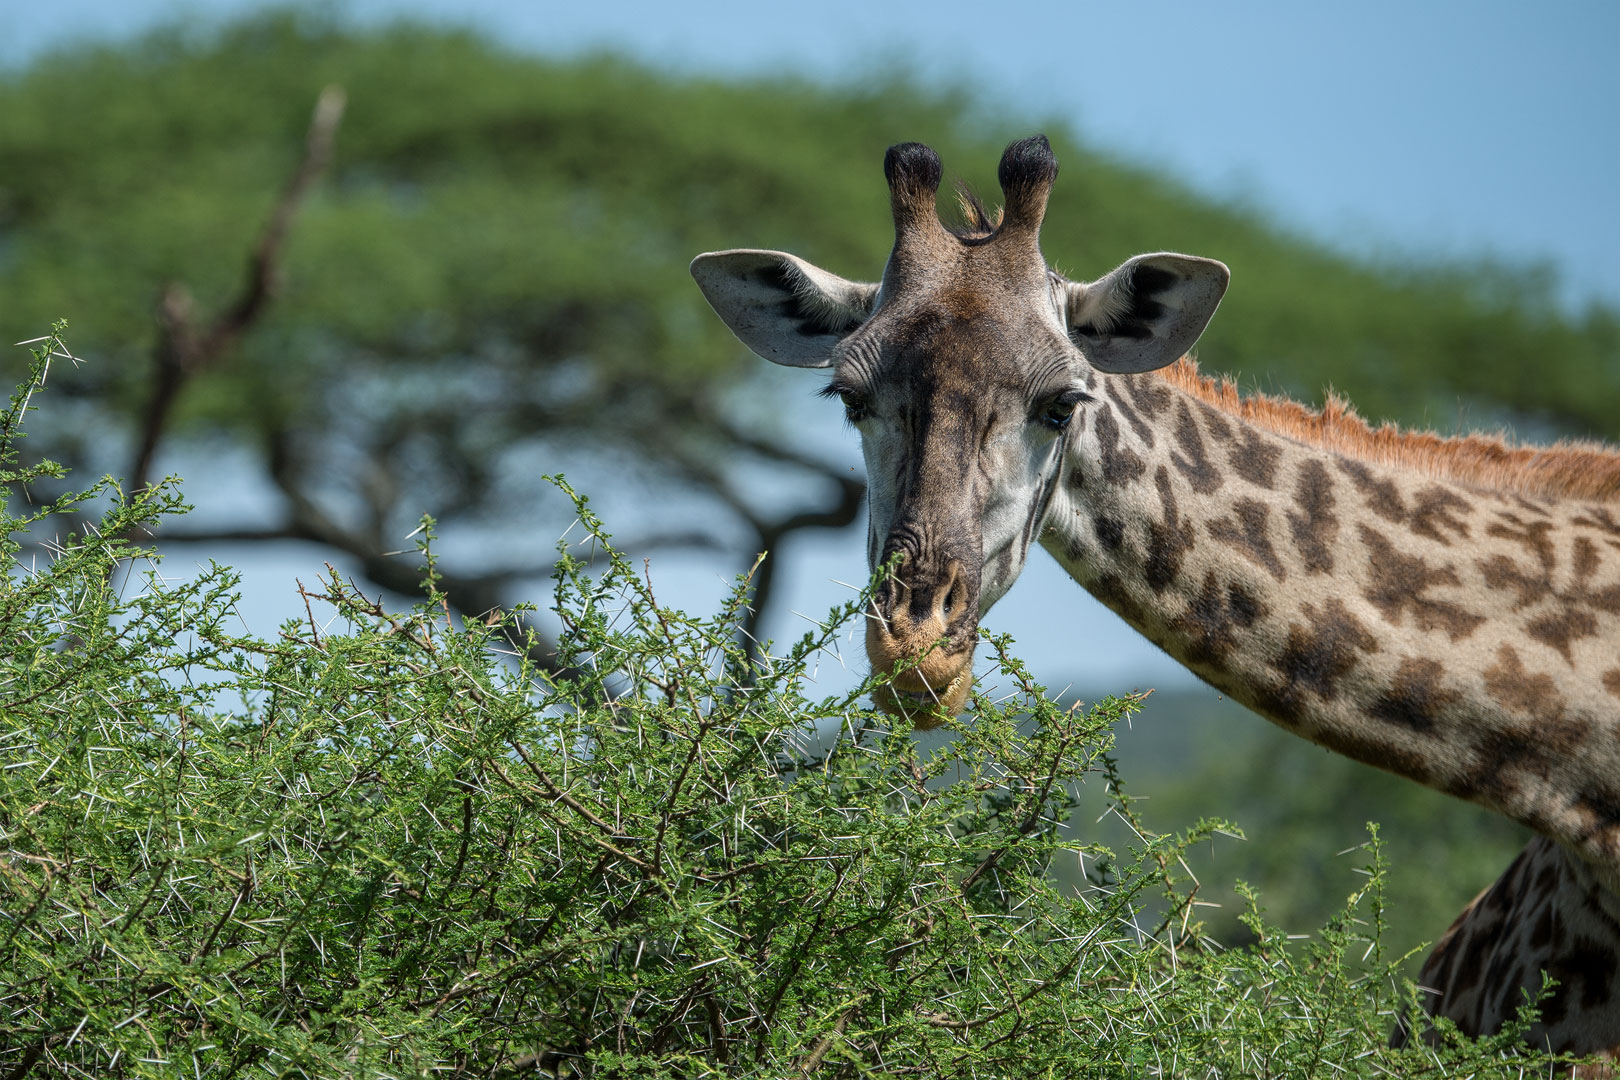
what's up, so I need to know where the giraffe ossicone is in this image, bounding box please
[692,135,1620,1058]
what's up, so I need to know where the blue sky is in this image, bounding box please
[6,0,1619,693]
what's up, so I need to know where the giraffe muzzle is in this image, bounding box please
[865,555,978,727]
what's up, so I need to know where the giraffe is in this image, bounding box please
[690,134,1620,1060]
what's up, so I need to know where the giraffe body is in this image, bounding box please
[691,135,1620,1058]
[1394,837,1620,1064]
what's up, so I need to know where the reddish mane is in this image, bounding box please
[1157,358,1620,502]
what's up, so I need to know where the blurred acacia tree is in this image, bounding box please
[2,10,1617,663]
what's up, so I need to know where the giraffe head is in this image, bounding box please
[692,136,1228,724]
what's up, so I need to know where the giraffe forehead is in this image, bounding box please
[850,274,1072,396]
[854,311,1038,405]
[884,232,1050,301]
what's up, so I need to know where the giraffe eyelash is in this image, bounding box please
[819,380,869,424]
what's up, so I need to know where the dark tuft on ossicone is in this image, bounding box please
[884,142,943,196]
[998,134,1058,194]
[997,134,1058,229]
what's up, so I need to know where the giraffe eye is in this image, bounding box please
[1040,402,1074,429]
[1036,392,1085,431]
[818,380,870,424]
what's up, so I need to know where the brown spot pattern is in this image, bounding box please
[1337,458,1406,524]
[1480,515,1557,608]
[1121,374,1174,418]
[1228,426,1281,489]
[1507,493,1552,518]
[1170,571,1268,666]
[1527,607,1602,665]
[1093,403,1146,487]
[1471,646,1592,802]
[1105,381,1156,447]
[1575,789,1620,838]
[1544,536,1620,654]
[1368,657,1458,735]
[1226,580,1265,626]
[1407,486,1473,544]
[1574,506,1620,554]
[1194,399,1233,442]
[1482,644,1571,732]
[1335,461,1471,545]
[1604,669,1620,700]
[1574,506,1620,537]
[1144,466,1193,592]
[1208,498,1286,580]
[1357,525,1484,641]
[1286,459,1337,574]
[1093,515,1125,552]
[1481,518,1620,663]
[1259,598,1378,722]
[1171,399,1223,494]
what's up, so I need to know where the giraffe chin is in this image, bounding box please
[865,613,977,729]
[871,668,973,729]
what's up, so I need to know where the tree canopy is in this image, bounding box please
[2,12,1617,647]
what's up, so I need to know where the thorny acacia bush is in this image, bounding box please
[0,330,1576,1077]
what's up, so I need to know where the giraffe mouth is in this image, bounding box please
[871,667,973,729]
[863,569,979,729]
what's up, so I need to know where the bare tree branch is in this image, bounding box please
[128,86,346,493]
[656,430,865,667]
[209,86,346,353]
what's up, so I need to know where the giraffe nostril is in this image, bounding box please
[930,562,971,626]
[945,571,970,624]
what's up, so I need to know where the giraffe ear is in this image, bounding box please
[691,249,877,369]
[1064,253,1229,374]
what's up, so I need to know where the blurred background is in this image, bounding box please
[4,0,1617,957]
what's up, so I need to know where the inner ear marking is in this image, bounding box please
[690,248,879,368]
[761,261,871,338]
[1066,253,1229,375]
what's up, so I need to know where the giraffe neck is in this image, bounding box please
[1039,371,1620,873]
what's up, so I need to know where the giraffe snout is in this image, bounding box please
[866,554,979,727]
